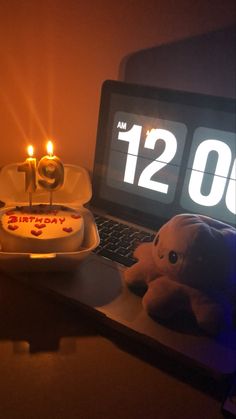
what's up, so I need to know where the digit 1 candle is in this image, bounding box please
[18,145,37,207]
[38,140,64,205]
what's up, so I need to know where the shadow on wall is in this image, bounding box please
[119,25,236,98]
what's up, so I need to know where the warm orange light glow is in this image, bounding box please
[27,144,34,158]
[46,140,54,157]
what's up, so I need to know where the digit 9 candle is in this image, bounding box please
[38,140,64,205]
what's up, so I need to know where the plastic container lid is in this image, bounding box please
[0,163,92,208]
[0,163,99,272]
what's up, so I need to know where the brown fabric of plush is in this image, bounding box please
[125,214,236,335]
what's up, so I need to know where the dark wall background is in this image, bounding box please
[121,25,236,98]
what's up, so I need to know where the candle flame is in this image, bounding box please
[46,140,54,157]
[27,145,34,157]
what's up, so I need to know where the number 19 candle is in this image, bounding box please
[18,145,37,207]
[38,140,64,205]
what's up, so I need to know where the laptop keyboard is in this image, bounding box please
[93,214,155,267]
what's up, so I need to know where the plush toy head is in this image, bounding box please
[124,214,236,335]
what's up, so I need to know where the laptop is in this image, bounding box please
[90,80,235,261]
[21,80,236,376]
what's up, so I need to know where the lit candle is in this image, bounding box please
[38,140,64,205]
[18,145,37,207]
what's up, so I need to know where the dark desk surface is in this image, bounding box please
[0,271,231,419]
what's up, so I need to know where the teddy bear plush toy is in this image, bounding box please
[124,214,236,335]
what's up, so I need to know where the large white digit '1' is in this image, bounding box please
[118,124,142,184]
[188,139,232,207]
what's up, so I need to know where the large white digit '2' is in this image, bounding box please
[118,125,177,193]
[188,139,234,211]
[138,129,177,193]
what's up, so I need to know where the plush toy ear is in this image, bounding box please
[124,242,158,288]
[181,222,236,294]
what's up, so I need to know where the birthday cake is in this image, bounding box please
[0,204,84,253]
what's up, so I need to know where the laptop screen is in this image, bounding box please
[92,80,236,229]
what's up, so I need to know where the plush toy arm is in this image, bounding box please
[142,277,189,319]
[188,288,230,335]
[143,276,228,335]
[124,242,157,288]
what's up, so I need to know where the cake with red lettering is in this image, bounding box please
[0,204,84,253]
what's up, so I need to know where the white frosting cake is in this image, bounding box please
[0,204,84,253]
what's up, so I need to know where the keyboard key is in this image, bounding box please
[120,239,132,248]
[105,243,119,251]
[140,234,155,242]
[97,248,137,267]
[112,231,125,239]
[116,247,129,256]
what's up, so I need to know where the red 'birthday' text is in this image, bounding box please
[7,215,66,225]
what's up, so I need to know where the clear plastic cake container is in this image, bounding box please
[0,163,100,272]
